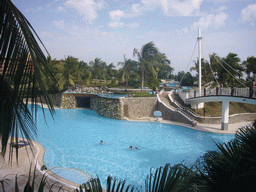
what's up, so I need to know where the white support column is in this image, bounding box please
[221,100,229,130]
[198,28,202,97]
[197,28,204,108]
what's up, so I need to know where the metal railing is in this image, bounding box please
[188,87,256,99]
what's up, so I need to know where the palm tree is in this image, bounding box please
[89,58,107,84]
[243,56,256,80]
[133,42,159,92]
[0,0,57,158]
[106,63,116,81]
[118,55,139,87]
[153,53,171,79]
[57,56,79,90]
[198,120,256,191]
[220,53,242,86]
[190,58,212,85]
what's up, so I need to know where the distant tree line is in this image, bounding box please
[175,53,256,87]
[47,42,174,92]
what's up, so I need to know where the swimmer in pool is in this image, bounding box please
[100,140,103,145]
[129,146,138,149]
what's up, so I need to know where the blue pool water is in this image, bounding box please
[35,106,234,187]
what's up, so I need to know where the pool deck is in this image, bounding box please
[0,140,79,191]
[0,119,253,191]
[126,117,253,134]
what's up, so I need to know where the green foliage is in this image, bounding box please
[158,65,174,79]
[146,78,161,91]
[128,80,141,88]
[198,120,256,191]
[181,72,194,86]
[133,92,152,97]
[107,79,118,88]
[145,163,198,192]
[0,0,57,158]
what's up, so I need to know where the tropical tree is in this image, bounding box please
[243,56,256,80]
[190,58,213,85]
[118,55,139,87]
[0,0,57,158]
[57,56,79,90]
[89,58,108,84]
[158,65,174,80]
[218,53,242,86]
[198,120,256,191]
[133,42,159,91]
[153,53,171,79]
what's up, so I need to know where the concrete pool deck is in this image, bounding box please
[126,117,253,134]
[0,119,253,191]
[0,140,79,191]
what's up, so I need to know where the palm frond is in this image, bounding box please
[145,163,198,192]
[0,0,58,158]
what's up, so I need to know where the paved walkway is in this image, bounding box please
[0,140,78,191]
[126,117,253,134]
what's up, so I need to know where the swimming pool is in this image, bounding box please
[35,106,234,187]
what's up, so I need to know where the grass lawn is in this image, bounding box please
[192,102,256,117]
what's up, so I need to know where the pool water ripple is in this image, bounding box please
[35,106,234,187]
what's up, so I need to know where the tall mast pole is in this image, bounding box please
[198,28,202,97]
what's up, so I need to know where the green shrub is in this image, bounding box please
[128,80,140,88]
[133,92,152,97]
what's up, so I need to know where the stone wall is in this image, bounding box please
[90,97,123,119]
[158,102,194,125]
[61,95,76,109]
[121,97,158,118]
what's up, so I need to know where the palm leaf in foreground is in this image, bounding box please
[145,163,198,192]
[199,121,256,192]
[0,0,58,159]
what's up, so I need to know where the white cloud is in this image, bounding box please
[131,3,141,14]
[192,12,228,30]
[214,12,228,27]
[57,6,65,12]
[139,0,203,16]
[64,0,105,24]
[109,10,125,21]
[214,5,227,13]
[207,0,231,5]
[241,4,256,25]
[126,22,140,28]
[53,20,65,29]
[170,0,204,16]
[108,22,124,28]
[108,10,126,28]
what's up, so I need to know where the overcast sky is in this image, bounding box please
[12,0,256,74]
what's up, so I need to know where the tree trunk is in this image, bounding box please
[126,75,128,87]
[141,70,144,92]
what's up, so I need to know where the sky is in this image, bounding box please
[12,0,256,74]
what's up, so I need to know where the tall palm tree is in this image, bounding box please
[190,58,212,85]
[89,58,107,84]
[0,0,57,159]
[106,63,116,81]
[118,55,139,87]
[133,42,159,92]
[153,53,170,79]
[221,53,242,85]
[57,56,79,90]
[243,56,256,80]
